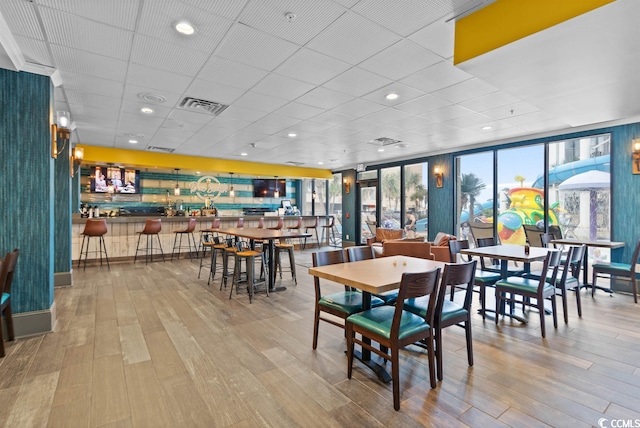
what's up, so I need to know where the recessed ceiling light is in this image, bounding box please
[138,93,167,103]
[318,161,324,165]
[141,107,153,114]
[128,139,138,144]
[378,148,385,152]
[240,152,248,156]
[385,93,399,100]
[482,125,493,130]
[175,20,195,35]
[287,132,297,137]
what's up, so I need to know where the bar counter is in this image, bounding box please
[72,215,326,262]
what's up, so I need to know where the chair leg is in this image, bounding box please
[575,282,583,317]
[100,236,110,269]
[391,348,400,411]
[551,295,558,329]
[560,287,568,323]
[0,315,4,358]
[78,235,87,269]
[134,234,143,263]
[312,306,321,350]
[346,324,354,377]
[465,320,473,367]
[427,333,436,389]
[632,276,638,304]
[435,329,443,381]
[288,248,297,284]
[592,270,597,297]
[5,303,14,341]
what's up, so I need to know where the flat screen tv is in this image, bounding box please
[253,179,286,198]
[90,166,141,194]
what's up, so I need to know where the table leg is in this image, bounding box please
[580,249,613,294]
[267,240,286,293]
[350,291,392,383]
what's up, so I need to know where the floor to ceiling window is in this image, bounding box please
[404,162,428,238]
[380,166,401,229]
[456,152,494,245]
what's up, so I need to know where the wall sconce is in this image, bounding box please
[273,176,280,198]
[343,178,350,194]
[312,190,317,200]
[51,110,71,159]
[434,166,443,188]
[229,172,235,197]
[69,147,84,178]
[633,139,640,174]
[174,168,181,196]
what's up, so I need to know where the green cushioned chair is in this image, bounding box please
[449,240,501,320]
[494,250,562,338]
[592,238,640,304]
[346,246,399,305]
[311,250,384,350]
[346,268,441,411]
[404,261,477,381]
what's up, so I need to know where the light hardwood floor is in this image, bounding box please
[1,249,639,427]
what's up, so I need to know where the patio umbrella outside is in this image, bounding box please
[558,170,610,240]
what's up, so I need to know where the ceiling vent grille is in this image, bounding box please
[178,97,229,116]
[368,137,402,146]
[285,160,305,166]
[146,146,175,154]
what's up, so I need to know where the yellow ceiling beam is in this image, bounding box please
[77,145,334,179]
[454,0,615,65]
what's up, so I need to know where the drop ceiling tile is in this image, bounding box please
[296,86,353,110]
[359,39,442,80]
[38,0,139,30]
[337,118,381,133]
[125,63,193,95]
[409,18,454,59]
[413,121,458,136]
[232,91,290,113]
[184,79,246,105]
[65,89,121,111]
[76,128,116,146]
[216,23,300,71]
[307,111,356,126]
[60,71,124,99]
[198,56,269,90]
[121,100,172,119]
[122,83,182,107]
[252,73,315,100]
[443,112,492,128]
[431,78,498,104]
[481,101,540,120]
[130,35,208,76]
[274,48,351,85]
[361,83,426,106]
[168,109,215,125]
[273,102,325,120]
[363,108,414,125]
[51,45,128,82]
[137,1,232,53]
[160,119,203,134]
[292,120,337,133]
[14,36,52,67]
[238,0,346,45]
[0,0,44,39]
[217,106,268,122]
[459,90,522,112]
[306,11,401,65]
[420,104,475,122]
[386,115,434,131]
[148,134,191,148]
[323,67,392,97]
[332,98,386,118]
[179,0,247,20]
[394,94,451,115]
[41,8,133,60]
[352,0,453,36]
[401,61,472,93]
[68,104,120,122]
[73,115,119,131]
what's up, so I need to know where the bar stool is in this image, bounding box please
[275,241,297,284]
[268,216,284,230]
[231,241,269,303]
[220,238,238,290]
[171,218,198,261]
[287,216,303,247]
[321,216,337,247]
[198,217,220,256]
[199,236,226,285]
[78,218,110,270]
[134,219,165,264]
[257,217,265,228]
[303,216,320,250]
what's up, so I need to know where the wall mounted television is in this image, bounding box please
[253,179,286,198]
[90,166,141,194]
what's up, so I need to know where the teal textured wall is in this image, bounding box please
[0,69,54,312]
[54,120,72,274]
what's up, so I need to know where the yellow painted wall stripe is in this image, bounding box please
[454,0,615,65]
[77,145,334,179]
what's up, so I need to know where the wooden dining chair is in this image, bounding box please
[592,238,640,304]
[404,261,476,381]
[346,268,441,410]
[311,250,384,350]
[0,249,19,358]
[345,246,399,305]
[449,240,500,319]
[556,245,586,320]
[476,237,524,276]
[495,250,562,338]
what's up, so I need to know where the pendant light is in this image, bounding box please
[273,176,280,198]
[229,172,235,197]
[174,168,181,196]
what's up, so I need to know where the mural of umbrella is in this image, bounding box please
[558,170,610,240]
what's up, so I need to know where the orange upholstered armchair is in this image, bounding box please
[429,232,457,262]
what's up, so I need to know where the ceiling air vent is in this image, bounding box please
[285,161,305,166]
[146,146,175,154]
[368,137,402,147]
[178,97,229,116]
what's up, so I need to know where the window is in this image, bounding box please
[380,167,401,229]
[404,162,428,238]
[456,152,493,244]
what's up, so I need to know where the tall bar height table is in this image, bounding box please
[550,238,625,293]
[217,227,310,293]
[309,255,445,383]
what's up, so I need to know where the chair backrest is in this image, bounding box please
[307,216,319,228]
[213,236,221,245]
[475,237,497,269]
[186,218,197,232]
[346,245,375,262]
[436,261,477,314]
[312,250,347,298]
[273,217,284,230]
[540,233,554,248]
[448,239,471,263]
[557,245,585,286]
[257,217,264,228]
[293,216,302,228]
[212,217,221,229]
[0,249,19,296]
[631,238,640,265]
[237,217,244,228]
[83,218,108,236]
[394,268,441,333]
[523,224,545,247]
[537,250,562,290]
[548,225,563,240]
[327,216,335,227]
[469,222,494,245]
[142,219,161,234]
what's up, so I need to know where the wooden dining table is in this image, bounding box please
[550,238,625,292]
[217,227,310,293]
[460,244,552,322]
[308,255,445,382]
